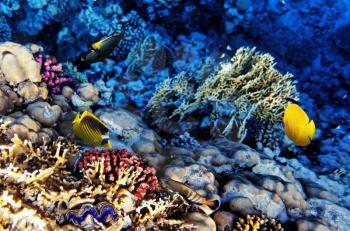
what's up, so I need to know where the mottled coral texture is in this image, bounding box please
[79,149,159,200]
[35,54,72,94]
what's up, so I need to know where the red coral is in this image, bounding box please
[35,54,72,94]
[79,149,160,200]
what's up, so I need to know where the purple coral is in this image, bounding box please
[35,54,73,94]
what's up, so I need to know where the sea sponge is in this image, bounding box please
[147,47,298,141]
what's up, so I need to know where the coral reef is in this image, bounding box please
[0,131,195,230]
[1,1,350,230]
[147,47,298,142]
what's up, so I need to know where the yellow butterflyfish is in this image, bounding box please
[283,103,316,146]
[72,111,112,148]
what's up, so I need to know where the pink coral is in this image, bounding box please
[79,149,160,200]
[35,54,72,94]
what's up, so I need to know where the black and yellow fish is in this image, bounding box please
[283,103,316,146]
[72,111,112,148]
[81,32,124,64]
[160,178,220,210]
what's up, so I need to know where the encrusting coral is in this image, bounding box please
[147,47,298,142]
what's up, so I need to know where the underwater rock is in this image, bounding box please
[289,198,350,231]
[0,86,16,114]
[213,211,236,231]
[71,83,99,108]
[222,177,287,220]
[228,196,257,216]
[94,108,161,154]
[257,176,308,210]
[76,83,99,103]
[2,112,57,143]
[252,159,295,183]
[183,212,216,231]
[0,42,41,85]
[164,164,218,199]
[62,86,74,99]
[300,179,339,203]
[16,81,48,103]
[26,101,62,127]
[51,94,71,112]
[296,219,331,231]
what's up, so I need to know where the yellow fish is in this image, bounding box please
[160,178,220,210]
[283,103,316,146]
[72,111,112,148]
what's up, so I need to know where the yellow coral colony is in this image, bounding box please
[283,103,316,146]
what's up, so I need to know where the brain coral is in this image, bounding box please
[78,149,160,200]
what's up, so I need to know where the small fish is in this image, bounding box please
[72,111,112,148]
[81,32,124,64]
[160,178,220,210]
[283,103,316,146]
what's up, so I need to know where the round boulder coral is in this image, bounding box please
[26,101,62,127]
[78,149,159,200]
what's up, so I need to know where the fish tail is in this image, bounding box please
[204,199,220,210]
[102,140,112,149]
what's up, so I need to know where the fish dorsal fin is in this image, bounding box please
[91,35,116,50]
[81,111,109,134]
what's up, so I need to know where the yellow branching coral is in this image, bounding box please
[147,47,298,141]
[233,214,284,231]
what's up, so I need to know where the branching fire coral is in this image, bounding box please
[147,47,298,141]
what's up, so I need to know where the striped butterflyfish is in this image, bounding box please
[72,111,112,148]
[160,178,220,211]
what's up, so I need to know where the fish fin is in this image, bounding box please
[204,199,220,211]
[101,138,112,148]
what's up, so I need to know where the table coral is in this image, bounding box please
[78,149,160,200]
